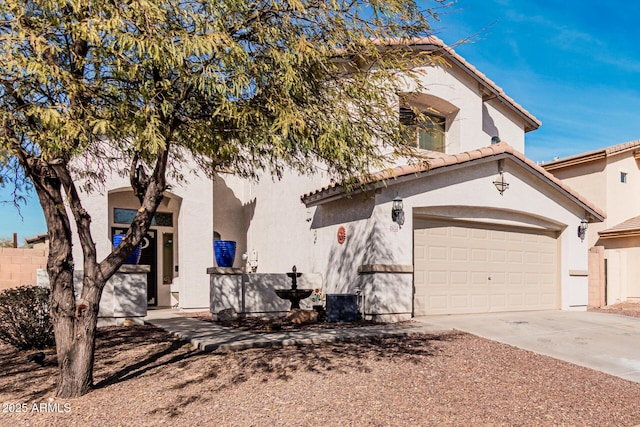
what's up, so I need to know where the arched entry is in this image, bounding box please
[108,188,182,307]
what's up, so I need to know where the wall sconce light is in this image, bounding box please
[492,159,509,195]
[391,196,405,228]
[493,172,509,195]
[578,218,588,241]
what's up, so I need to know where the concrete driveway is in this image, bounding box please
[416,310,640,383]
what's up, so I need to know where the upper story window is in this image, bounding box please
[621,172,628,183]
[399,106,445,152]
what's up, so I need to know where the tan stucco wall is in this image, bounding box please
[77,163,213,310]
[302,158,590,311]
[546,151,640,305]
[599,236,640,303]
[75,53,537,314]
[214,170,321,274]
[484,100,525,150]
[397,62,527,155]
[547,159,607,246]
[604,153,640,226]
[0,247,48,290]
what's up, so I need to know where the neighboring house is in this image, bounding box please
[25,233,49,250]
[542,140,640,306]
[77,37,604,320]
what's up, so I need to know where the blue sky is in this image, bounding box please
[2,0,639,241]
[433,0,640,161]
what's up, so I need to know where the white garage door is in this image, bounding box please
[414,220,558,315]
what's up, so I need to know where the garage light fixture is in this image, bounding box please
[391,196,405,228]
[492,159,509,195]
[578,218,588,241]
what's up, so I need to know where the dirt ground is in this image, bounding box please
[1,305,640,426]
[588,301,640,318]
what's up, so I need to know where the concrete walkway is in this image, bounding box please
[144,309,445,352]
[415,310,640,383]
[145,309,640,384]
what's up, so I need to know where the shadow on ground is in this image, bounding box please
[0,324,462,403]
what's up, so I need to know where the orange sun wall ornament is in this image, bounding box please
[337,226,346,244]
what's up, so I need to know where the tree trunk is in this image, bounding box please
[30,160,106,398]
[27,149,168,397]
[51,299,99,397]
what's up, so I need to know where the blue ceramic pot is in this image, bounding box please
[113,233,142,265]
[214,240,236,267]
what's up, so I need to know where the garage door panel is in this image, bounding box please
[541,253,555,264]
[414,223,558,315]
[450,271,469,285]
[470,272,487,284]
[489,230,507,241]
[427,271,447,284]
[470,228,488,239]
[490,249,507,263]
[471,248,488,261]
[490,294,507,307]
[429,246,448,261]
[508,272,523,283]
[427,295,447,310]
[508,251,523,263]
[451,227,470,238]
[489,272,506,285]
[505,294,522,306]
[450,247,469,261]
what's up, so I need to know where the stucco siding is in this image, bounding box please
[397,63,527,155]
[605,153,640,227]
[483,100,525,152]
[214,170,324,274]
[300,158,589,312]
[78,164,212,309]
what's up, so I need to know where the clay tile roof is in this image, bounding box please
[301,141,606,221]
[599,216,640,238]
[605,139,640,155]
[542,139,640,171]
[374,36,541,132]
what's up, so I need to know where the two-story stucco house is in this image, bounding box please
[543,140,640,306]
[78,37,604,321]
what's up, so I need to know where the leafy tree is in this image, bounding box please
[0,0,446,396]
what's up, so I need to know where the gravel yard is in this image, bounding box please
[3,310,640,427]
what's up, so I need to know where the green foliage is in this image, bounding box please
[0,0,450,397]
[0,286,55,350]
[0,0,445,189]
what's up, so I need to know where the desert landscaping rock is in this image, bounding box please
[2,322,640,426]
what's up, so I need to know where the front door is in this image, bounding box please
[112,228,158,306]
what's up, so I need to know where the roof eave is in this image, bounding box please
[513,157,605,222]
[542,150,607,171]
[412,44,540,132]
[301,151,606,223]
[598,230,640,239]
[444,55,541,132]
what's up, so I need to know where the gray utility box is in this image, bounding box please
[326,294,359,322]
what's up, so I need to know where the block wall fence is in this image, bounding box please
[0,247,48,291]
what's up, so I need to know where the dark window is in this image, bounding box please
[621,172,628,183]
[114,208,173,227]
[400,106,445,152]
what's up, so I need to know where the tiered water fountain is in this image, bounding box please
[274,265,312,310]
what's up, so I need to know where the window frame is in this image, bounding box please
[399,106,446,152]
[620,171,628,183]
